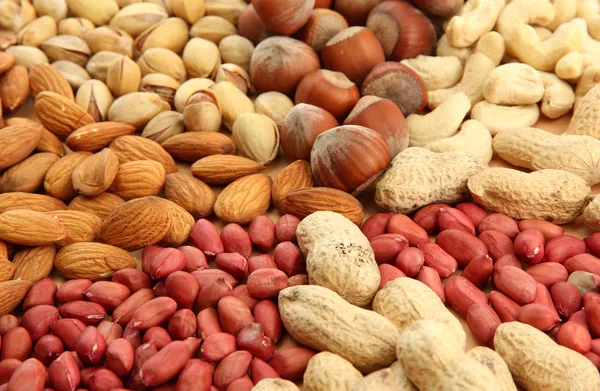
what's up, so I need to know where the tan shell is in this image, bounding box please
[567,84,600,138]
[468,167,591,224]
[54,242,137,280]
[253,379,299,391]
[304,352,363,391]
[583,196,600,231]
[351,363,417,391]
[467,347,518,391]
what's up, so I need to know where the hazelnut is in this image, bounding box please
[366,1,436,61]
[215,63,252,95]
[410,0,464,17]
[237,4,273,45]
[232,113,280,165]
[315,0,333,7]
[190,15,237,43]
[344,95,408,157]
[293,9,348,52]
[362,62,427,116]
[334,0,384,26]
[218,35,254,73]
[253,0,315,35]
[280,103,338,161]
[183,90,222,132]
[311,125,391,195]
[250,36,320,95]
[320,26,385,86]
[254,91,294,128]
[295,69,360,121]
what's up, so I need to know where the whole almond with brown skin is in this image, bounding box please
[69,192,125,219]
[191,154,265,185]
[159,199,195,247]
[45,210,103,247]
[109,160,166,200]
[99,196,173,251]
[109,135,177,174]
[0,122,44,170]
[66,122,137,152]
[0,210,67,246]
[0,152,59,193]
[44,151,93,200]
[34,91,95,139]
[0,280,32,316]
[285,187,364,225]
[161,132,236,162]
[29,64,74,100]
[272,160,313,212]
[55,242,137,280]
[72,148,120,196]
[0,241,7,258]
[0,192,66,213]
[0,52,15,74]
[0,257,14,282]
[0,65,29,112]
[163,172,215,218]
[37,128,66,156]
[215,174,272,224]
[12,245,56,283]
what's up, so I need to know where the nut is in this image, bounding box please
[57,16,94,37]
[109,3,169,38]
[17,15,57,47]
[295,70,359,120]
[85,51,123,82]
[0,65,29,112]
[215,63,251,94]
[140,73,180,107]
[72,148,119,197]
[209,80,254,130]
[161,131,235,161]
[66,0,119,25]
[182,90,221,132]
[303,352,364,390]
[106,55,141,97]
[133,17,189,56]
[5,45,49,70]
[294,9,348,53]
[231,113,279,165]
[0,152,59,193]
[514,229,546,264]
[29,63,73,100]
[237,4,273,45]
[142,110,185,144]
[424,119,493,164]
[445,0,500,48]
[253,91,293,128]
[109,160,166,200]
[191,154,264,185]
[75,80,114,122]
[66,122,135,153]
[286,188,364,226]
[444,275,488,317]
[401,55,464,91]
[214,173,272,224]
[470,101,540,135]
[483,63,545,105]
[137,47,186,83]
[109,134,177,174]
[40,34,91,66]
[83,26,134,58]
[0,0,35,33]
[272,160,313,213]
[249,216,276,252]
[191,15,237,43]
[253,0,314,35]
[108,92,170,129]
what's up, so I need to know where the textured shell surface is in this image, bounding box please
[296,211,369,256]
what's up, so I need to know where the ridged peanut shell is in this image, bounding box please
[109,135,177,174]
[467,347,518,391]
[214,174,272,224]
[0,280,32,316]
[12,245,56,283]
[44,151,93,200]
[0,210,67,246]
[45,210,102,247]
[566,84,600,138]
[65,122,136,152]
[468,168,591,224]
[191,154,265,185]
[584,196,600,231]
[0,122,44,170]
[303,352,363,391]
[0,192,66,213]
[54,242,137,280]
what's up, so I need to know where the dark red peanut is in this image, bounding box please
[412,203,448,234]
[437,207,476,235]
[201,332,237,363]
[275,214,300,243]
[518,219,565,240]
[489,291,520,322]
[49,351,80,391]
[247,269,289,300]
[112,268,152,293]
[126,341,157,390]
[197,308,222,339]
[0,315,19,336]
[191,219,224,256]
[183,337,201,357]
[478,230,514,261]
[129,297,178,330]
[105,338,134,377]
[168,309,197,340]
[585,351,600,369]
[565,253,600,275]
[479,214,519,239]
[2,327,32,361]
[466,303,501,347]
[154,280,168,297]
[22,305,59,341]
[419,242,457,278]
[361,212,392,240]
[214,350,252,390]
[56,279,93,304]
[557,312,592,354]
[50,319,86,350]
[493,266,537,304]
[7,358,46,391]
[249,215,276,251]
[585,232,600,258]
[143,326,172,350]
[33,335,64,366]
[369,233,409,264]
[178,245,209,272]
[517,303,560,331]
[544,235,586,263]
[232,285,260,311]
[268,347,316,381]
[88,368,124,391]
[494,254,522,270]
[215,253,249,280]
[84,281,131,311]
[22,277,57,311]
[250,358,280,384]
[218,296,254,336]
[237,323,276,361]
[273,242,306,276]
[221,223,252,259]
[165,271,200,309]
[514,229,545,264]
[533,283,559,319]
[444,276,488,317]
[526,262,568,287]
[147,248,186,279]
[113,288,155,326]
[551,282,582,318]
[142,245,164,272]
[436,229,488,267]
[96,321,123,344]
[142,340,191,387]
[288,274,309,286]
[58,301,106,325]
[0,359,21,385]
[387,214,429,245]
[176,359,214,391]
[455,202,488,230]
[122,324,142,351]
[254,300,282,344]
[394,247,424,277]
[195,277,234,310]
[248,255,278,273]
[76,326,106,366]
[417,266,444,302]
[584,295,600,337]
[462,255,493,288]
[378,264,406,289]
[192,269,238,290]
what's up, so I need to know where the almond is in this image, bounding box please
[215,174,272,224]
[0,192,66,213]
[65,122,137,152]
[0,152,59,193]
[109,160,166,201]
[99,196,173,251]
[0,280,32,316]
[164,172,215,218]
[191,154,265,185]
[0,257,14,282]
[29,64,74,100]
[0,122,44,170]
[45,210,103,247]
[54,242,137,280]
[37,128,66,156]
[72,148,120,197]
[0,52,14,73]
[68,192,125,219]
[158,199,195,247]
[272,160,313,212]
[44,151,93,200]
[0,65,29,112]
[161,131,236,162]
[12,245,56,283]
[285,187,364,225]
[34,91,95,139]
[109,135,177,174]
[0,209,66,246]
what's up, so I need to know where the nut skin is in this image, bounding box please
[294,9,349,52]
[253,0,315,36]
[334,0,383,26]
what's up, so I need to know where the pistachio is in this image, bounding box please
[83,26,134,58]
[108,91,171,129]
[183,90,222,132]
[190,15,237,44]
[106,56,142,97]
[0,0,36,33]
[0,30,17,50]
[209,80,255,130]
[17,16,57,47]
[40,34,91,67]
[215,63,252,95]
[171,0,205,24]
[76,79,115,122]
[5,45,49,70]
[109,3,169,38]
[231,113,280,165]
[57,17,94,38]
[140,73,180,106]
[119,0,142,5]
[183,38,221,79]
[52,60,91,90]
[133,17,189,56]
[66,0,120,26]
[204,0,247,25]
[85,51,124,82]
[254,91,294,128]
[174,77,214,112]
[218,35,254,72]
[136,48,186,83]
[145,0,173,15]
[142,110,184,143]
[32,0,68,21]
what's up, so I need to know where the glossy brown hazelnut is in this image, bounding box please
[295,69,360,121]
[311,125,391,195]
[344,95,408,157]
[250,36,320,95]
[253,0,315,35]
[410,0,464,17]
[237,4,273,45]
[294,9,348,52]
[320,26,385,86]
[362,62,427,116]
[315,0,333,8]
[366,1,436,61]
[334,0,384,26]
[280,103,339,161]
